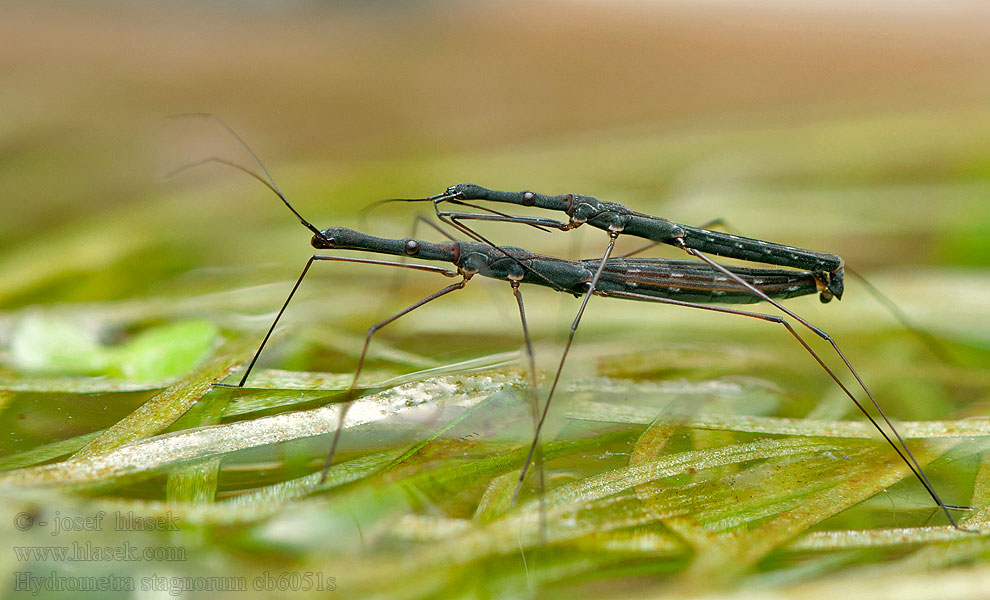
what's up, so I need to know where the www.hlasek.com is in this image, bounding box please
[13,541,186,562]
[13,571,337,596]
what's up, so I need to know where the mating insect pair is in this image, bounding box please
[183,118,967,530]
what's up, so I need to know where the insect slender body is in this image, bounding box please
[315,226,823,304]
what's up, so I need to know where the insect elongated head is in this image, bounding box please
[310,227,453,263]
[311,226,372,250]
[312,227,372,250]
[446,183,489,200]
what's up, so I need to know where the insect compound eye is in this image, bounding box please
[404,240,420,255]
[312,234,336,249]
[522,191,536,206]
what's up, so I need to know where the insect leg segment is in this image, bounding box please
[217,254,461,389]
[671,240,963,528]
[510,281,540,442]
[440,211,571,232]
[320,276,470,484]
[596,286,964,529]
[510,279,547,520]
[514,232,620,503]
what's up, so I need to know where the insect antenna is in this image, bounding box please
[167,113,328,242]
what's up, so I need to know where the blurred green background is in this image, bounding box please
[1,2,989,599]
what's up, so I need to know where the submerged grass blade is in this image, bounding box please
[0,373,514,490]
[70,336,256,459]
[569,398,990,439]
[0,430,104,471]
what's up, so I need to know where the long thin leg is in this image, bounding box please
[320,277,468,483]
[216,255,459,388]
[440,209,569,232]
[511,283,542,477]
[618,215,966,521]
[514,231,620,502]
[511,281,546,533]
[617,233,966,524]
[671,241,967,529]
[362,194,560,234]
[596,288,970,527]
[439,200,562,234]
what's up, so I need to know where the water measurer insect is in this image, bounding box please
[179,119,967,530]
